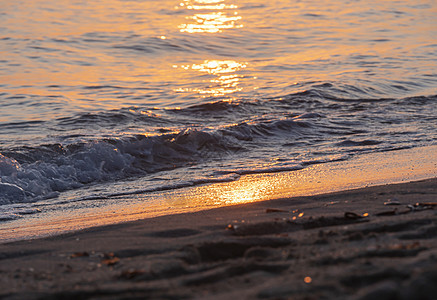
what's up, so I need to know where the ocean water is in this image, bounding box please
[0,0,436,221]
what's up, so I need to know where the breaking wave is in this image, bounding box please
[0,113,317,204]
[1,89,436,205]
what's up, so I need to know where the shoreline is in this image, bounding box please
[1,177,436,299]
[1,145,436,243]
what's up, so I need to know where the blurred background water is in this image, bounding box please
[0,0,436,219]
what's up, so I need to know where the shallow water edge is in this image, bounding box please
[1,145,436,243]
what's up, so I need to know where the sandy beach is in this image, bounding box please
[1,0,436,299]
[1,177,436,299]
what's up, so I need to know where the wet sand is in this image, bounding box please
[1,178,436,299]
[2,145,436,243]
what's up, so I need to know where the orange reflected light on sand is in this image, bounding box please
[3,146,436,242]
[215,176,275,204]
[178,0,242,33]
[164,145,437,209]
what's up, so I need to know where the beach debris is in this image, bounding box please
[226,224,239,231]
[407,203,436,212]
[291,212,304,220]
[415,202,437,207]
[70,251,89,258]
[344,212,366,220]
[375,202,435,216]
[266,208,289,213]
[375,209,398,216]
[304,276,312,284]
[101,252,120,266]
[384,198,401,206]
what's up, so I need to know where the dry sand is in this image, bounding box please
[0,178,436,299]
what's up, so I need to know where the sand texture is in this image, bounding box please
[1,178,436,299]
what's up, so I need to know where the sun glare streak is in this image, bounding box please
[173,1,247,96]
[178,0,242,33]
[216,177,274,204]
[174,60,247,96]
[191,60,247,74]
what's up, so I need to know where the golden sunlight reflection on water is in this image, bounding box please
[178,0,242,33]
[174,60,247,96]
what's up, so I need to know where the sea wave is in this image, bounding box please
[0,113,319,204]
[1,90,435,205]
